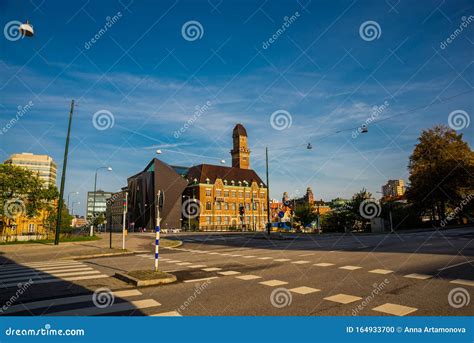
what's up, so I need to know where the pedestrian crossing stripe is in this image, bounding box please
[49,299,161,316]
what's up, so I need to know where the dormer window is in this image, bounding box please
[205,178,210,184]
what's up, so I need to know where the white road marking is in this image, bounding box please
[184,276,219,283]
[202,267,222,272]
[188,265,206,268]
[289,286,320,294]
[259,280,289,287]
[369,269,393,275]
[339,265,362,270]
[314,263,334,267]
[3,290,142,314]
[274,258,291,262]
[235,275,262,281]
[257,257,272,260]
[324,294,362,304]
[372,303,417,316]
[242,256,256,258]
[176,262,192,266]
[450,279,474,287]
[217,271,241,276]
[404,273,432,280]
[0,261,84,271]
[292,261,310,264]
[0,267,93,277]
[1,270,102,283]
[2,274,108,289]
[438,260,474,271]
[150,311,182,316]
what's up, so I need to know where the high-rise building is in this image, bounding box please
[4,152,57,187]
[87,190,114,221]
[382,179,405,199]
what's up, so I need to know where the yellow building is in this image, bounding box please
[184,124,268,231]
[4,152,57,187]
[1,207,52,242]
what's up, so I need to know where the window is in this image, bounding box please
[216,189,222,197]
[28,223,35,233]
[231,190,236,198]
[245,203,250,211]
[206,216,211,224]
[238,191,243,198]
[216,202,221,210]
[224,190,229,197]
[217,216,222,224]
[224,216,229,224]
[253,202,257,210]
[205,189,211,196]
[224,202,229,210]
[231,203,236,210]
[206,202,211,210]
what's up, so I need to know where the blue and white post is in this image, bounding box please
[154,190,161,272]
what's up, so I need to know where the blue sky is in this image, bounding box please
[1,0,473,216]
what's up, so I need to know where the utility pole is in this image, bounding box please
[55,100,74,246]
[266,147,271,235]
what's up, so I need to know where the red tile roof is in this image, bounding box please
[187,164,265,186]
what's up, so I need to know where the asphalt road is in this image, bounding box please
[0,227,472,316]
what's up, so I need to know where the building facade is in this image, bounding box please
[86,190,113,221]
[4,152,57,187]
[184,124,267,231]
[382,179,405,199]
[105,189,127,232]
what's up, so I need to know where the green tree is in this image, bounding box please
[406,125,474,224]
[294,203,317,227]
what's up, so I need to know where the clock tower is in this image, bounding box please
[230,123,250,169]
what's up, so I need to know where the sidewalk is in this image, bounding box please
[0,233,157,264]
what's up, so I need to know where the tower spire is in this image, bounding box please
[230,123,250,169]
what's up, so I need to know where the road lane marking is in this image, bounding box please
[1,270,102,283]
[150,311,182,316]
[259,280,288,287]
[166,260,181,263]
[188,265,206,268]
[217,271,241,276]
[372,303,417,316]
[404,273,432,280]
[450,279,474,287]
[274,258,291,262]
[289,286,320,294]
[324,294,362,304]
[242,256,256,258]
[2,274,109,288]
[0,261,84,271]
[202,267,222,272]
[0,267,93,277]
[176,262,192,266]
[184,276,219,283]
[369,269,393,275]
[314,263,334,267]
[235,275,262,280]
[257,257,272,260]
[49,299,161,316]
[292,261,310,264]
[2,289,142,314]
[339,266,362,270]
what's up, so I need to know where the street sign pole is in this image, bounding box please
[122,191,127,250]
[154,190,163,272]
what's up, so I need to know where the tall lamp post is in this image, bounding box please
[67,191,79,212]
[71,201,80,216]
[54,100,75,245]
[90,166,112,236]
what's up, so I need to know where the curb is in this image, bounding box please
[114,272,177,287]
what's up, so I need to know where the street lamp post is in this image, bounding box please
[67,191,79,212]
[71,201,80,216]
[90,166,112,237]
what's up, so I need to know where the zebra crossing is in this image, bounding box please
[0,260,109,288]
[0,288,179,316]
